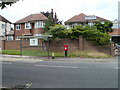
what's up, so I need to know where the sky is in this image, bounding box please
[0,0,119,24]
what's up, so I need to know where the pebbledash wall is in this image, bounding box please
[2,36,115,56]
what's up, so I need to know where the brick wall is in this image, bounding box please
[48,38,114,56]
[2,40,20,50]
[2,39,43,50]
[49,38,79,52]
[81,39,114,56]
[2,37,115,56]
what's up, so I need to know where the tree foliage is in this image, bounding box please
[82,26,111,45]
[49,24,66,38]
[49,23,112,45]
[0,2,13,9]
[0,0,21,9]
[95,21,113,33]
[63,25,84,39]
[44,16,55,32]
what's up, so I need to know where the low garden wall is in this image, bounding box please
[1,37,115,56]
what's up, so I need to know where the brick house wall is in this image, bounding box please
[14,23,44,38]
[32,28,44,35]
[14,23,24,37]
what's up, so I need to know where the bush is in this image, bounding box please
[49,24,111,45]
[49,24,67,38]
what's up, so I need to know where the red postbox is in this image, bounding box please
[64,45,68,57]
[64,45,68,51]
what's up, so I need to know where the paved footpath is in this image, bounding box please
[0,54,118,63]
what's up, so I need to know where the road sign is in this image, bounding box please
[30,38,38,46]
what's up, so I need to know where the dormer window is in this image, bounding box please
[85,16,97,20]
[25,23,31,29]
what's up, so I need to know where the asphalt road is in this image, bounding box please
[2,59,118,88]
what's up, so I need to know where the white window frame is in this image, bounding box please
[85,16,97,20]
[16,24,21,30]
[35,21,45,28]
[7,36,14,40]
[2,24,5,35]
[25,23,31,29]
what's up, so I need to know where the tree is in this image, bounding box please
[44,15,55,32]
[41,11,50,18]
[49,24,66,38]
[95,21,113,33]
[63,25,111,45]
[43,9,62,32]
[63,25,84,39]
[0,0,21,9]
[82,26,111,45]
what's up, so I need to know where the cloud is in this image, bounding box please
[0,0,119,23]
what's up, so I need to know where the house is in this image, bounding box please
[110,19,120,43]
[14,13,48,40]
[14,9,59,40]
[5,29,14,40]
[65,13,109,29]
[0,15,13,40]
[109,2,120,43]
[110,29,120,43]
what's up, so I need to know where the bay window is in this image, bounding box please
[35,21,45,28]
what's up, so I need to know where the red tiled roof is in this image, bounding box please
[14,13,48,24]
[110,29,120,35]
[65,13,109,23]
[0,15,12,24]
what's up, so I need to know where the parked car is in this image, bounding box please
[115,43,120,51]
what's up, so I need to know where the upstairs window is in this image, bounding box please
[16,24,21,30]
[2,24,5,34]
[25,23,31,29]
[35,21,45,28]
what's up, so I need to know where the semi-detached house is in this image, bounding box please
[14,13,48,40]
[0,15,13,40]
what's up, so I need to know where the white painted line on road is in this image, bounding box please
[0,87,8,88]
[0,62,12,65]
[35,64,80,69]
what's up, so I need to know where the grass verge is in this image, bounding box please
[1,50,111,58]
[69,51,111,58]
